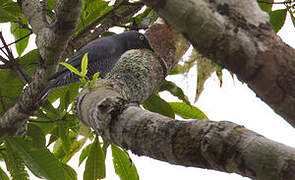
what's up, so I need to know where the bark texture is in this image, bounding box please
[75,21,295,179]
[0,0,82,136]
[76,40,295,180]
[144,0,295,127]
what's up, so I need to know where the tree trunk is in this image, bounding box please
[144,0,295,127]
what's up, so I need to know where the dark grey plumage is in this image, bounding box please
[40,31,153,99]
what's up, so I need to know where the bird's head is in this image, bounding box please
[118,31,154,52]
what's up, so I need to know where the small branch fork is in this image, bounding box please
[0,31,32,83]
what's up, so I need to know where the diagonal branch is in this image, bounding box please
[0,0,82,137]
[144,0,295,127]
[75,23,295,180]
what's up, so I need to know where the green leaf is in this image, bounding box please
[10,20,30,56]
[81,53,88,77]
[168,102,208,119]
[47,0,56,10]
[0,166,9,180]
[60,62,82,77]
[61,163,77,180]
[143,93,175,118]
[26,124,46,148]
[48,82,79,105]
[83,137,106,180]
[57,121,71,154]
[269,9,287,32]
[2,142,29,180]
[90,72,100,87]
[257,0,273,13]
[111,145,139,180]
[159,80,190,106]
[62,138,87,163]
[0,69,24,116]
[76,0,111,34]
[19,49,39,76]
[0,1,22,22]
[5,137,68,180]
[79,144,91,166]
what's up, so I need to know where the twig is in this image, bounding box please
[0,32,32,50]
[0,64,9,69]
[75,0,130,40]
[0,55,10,65]
[28,118,65,123]
[12,21,32,31]
[68,4,143,55]
[0,32,14,61]
[0,32,32,83]
[29,114,66,123]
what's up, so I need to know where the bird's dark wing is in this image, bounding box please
[50,37,123,81]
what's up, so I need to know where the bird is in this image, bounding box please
[40,31,153,100]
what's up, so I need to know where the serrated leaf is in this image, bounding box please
[0,166,9,180]
[81,53,88,77]
[159,80,190,106]
[169,102,208,119]
[143,93,175,118]
[269,9,287,32]
[5,137,68,180]
[10,20,30,56]
[111,145,139,180]
[60,62,82,77]
[83,137,106,180]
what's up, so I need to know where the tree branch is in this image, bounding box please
[75,26,295,180]
[0,0,82,137]
[144,0,295,127]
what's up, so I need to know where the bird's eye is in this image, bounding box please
[139,35,145,40]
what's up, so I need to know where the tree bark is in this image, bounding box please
[75,38,295,180]
[0,0,82,136]
[75,20,295,179]
[144,0,295,127]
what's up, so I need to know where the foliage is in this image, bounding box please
[257,0,295,32]
[0,0,291,179]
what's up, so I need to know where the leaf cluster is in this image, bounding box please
[0,0,292,179]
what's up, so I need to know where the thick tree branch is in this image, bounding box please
[75,33,295,180]
[0,0,82,137]
[143,0,295,127]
